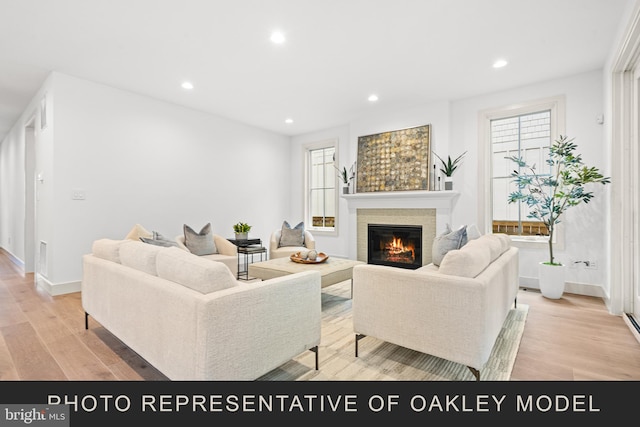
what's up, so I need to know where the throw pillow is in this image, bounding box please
[183,223,217,255]
[431,224,467,267]
[140,231,178,248]
[278,220,305,247]
[466,224,482,241]
[125,223,152,241]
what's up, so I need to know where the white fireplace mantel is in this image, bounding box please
[342,190,460,211]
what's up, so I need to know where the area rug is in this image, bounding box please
[259,280,528,381]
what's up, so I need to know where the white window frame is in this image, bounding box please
[303,139,338,236]
[477,95,566,250]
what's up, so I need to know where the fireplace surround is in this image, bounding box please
[344,190,459,265]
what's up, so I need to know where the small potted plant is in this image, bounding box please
[433,151,466,190]
[507,135,610,299]
[232,222,251,240]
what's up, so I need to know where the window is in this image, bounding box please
[304,140,337,234]
[491,111,551,236]
[478,95,565,248]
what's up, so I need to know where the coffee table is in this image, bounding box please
[248,256,365,297]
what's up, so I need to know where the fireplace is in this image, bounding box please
[367,224,422,269]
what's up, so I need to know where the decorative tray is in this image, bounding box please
[290,252,329,264]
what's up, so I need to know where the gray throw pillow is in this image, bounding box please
[432,224,467,266]
[278,221,305,247]
[184,223,217,255]
[140,231,179,248]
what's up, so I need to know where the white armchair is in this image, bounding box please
[269,229,316,259]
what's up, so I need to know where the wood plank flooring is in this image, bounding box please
[1,248,639,381]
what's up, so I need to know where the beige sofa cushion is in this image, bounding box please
[119,241,163,276]
[438,238,491,278]
[479,234,503,262]
[156,247,238,294]
[494,233,511,253]
[92,238,133,263]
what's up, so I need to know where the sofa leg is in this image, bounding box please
[310,346,319,370]
[84,312,89,330]
[355,334,366,357]
[468,366,480,381]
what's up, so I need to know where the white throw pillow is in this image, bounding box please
[466,224,482,241]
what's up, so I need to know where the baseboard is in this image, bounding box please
[36,274,81,295]
[518,276,605,298]
[0,247,25,268]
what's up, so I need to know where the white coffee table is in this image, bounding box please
[248,256,365,296]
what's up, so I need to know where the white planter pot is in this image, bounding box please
[444,177,453,190]
[538,262,566,299]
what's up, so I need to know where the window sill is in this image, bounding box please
[307,227,338,237]
[506,234,564,251]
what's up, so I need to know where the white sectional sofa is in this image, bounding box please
[82,238,322,380]
[352,233,519,380]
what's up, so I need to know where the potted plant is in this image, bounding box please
[232,222,251,240]
[433,151,466,190]
[336,163,355,194]
[506,135,610,298]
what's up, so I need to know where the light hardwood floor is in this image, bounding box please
[1,248,639,381]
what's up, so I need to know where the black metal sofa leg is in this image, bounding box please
[355,334,366,357]
[310,346,319,370]
[468,366,480,381]
[85,312,89,330]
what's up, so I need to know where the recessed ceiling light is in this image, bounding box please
[270,31,286,44]
[368,94,379,102]
[181,81,194,89]
[493,59,508,68]
[285,118,293,124]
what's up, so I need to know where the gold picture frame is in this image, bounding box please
[356,124,431,193]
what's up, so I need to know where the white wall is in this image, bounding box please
[0,74,53,271]
[291,71,609,296]
[291,101,451,259]
[0,69,613,297]
[1,72,292,293]
[451,69,608,295]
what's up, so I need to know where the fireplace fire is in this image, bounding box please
[367,224,422,269]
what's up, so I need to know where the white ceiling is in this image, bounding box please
[0,0,632,141]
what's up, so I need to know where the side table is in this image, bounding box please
[227,238,261,247]
[227,238,266,280]
[236,245,267,280]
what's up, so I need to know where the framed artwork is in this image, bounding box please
[356,124,431,193]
